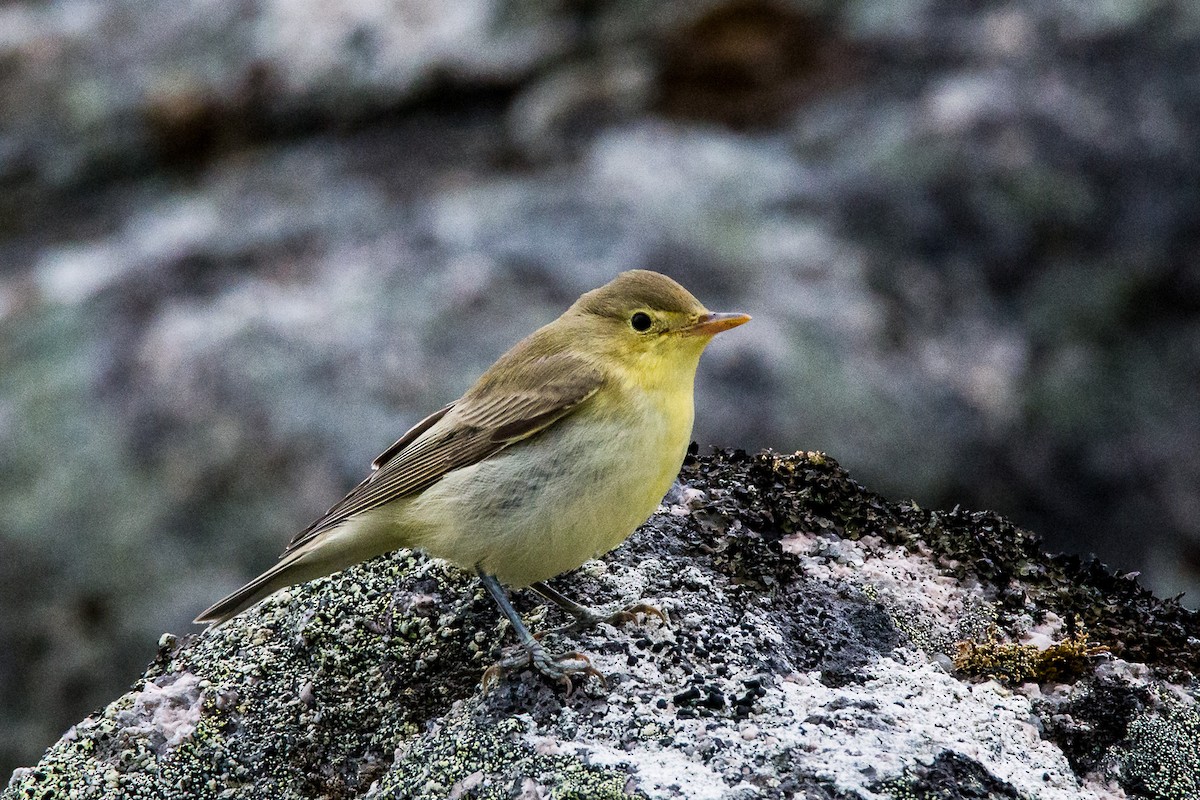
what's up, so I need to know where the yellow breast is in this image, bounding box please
[395,350,700,586]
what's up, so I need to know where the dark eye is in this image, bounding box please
[630,312,653,332]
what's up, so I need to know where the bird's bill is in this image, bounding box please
[681,311,752,336]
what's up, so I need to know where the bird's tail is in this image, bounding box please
[193,548,324,627]
[194,515,397,627]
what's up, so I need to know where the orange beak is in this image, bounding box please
[681,311,752,337]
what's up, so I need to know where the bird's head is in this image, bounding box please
[567,270,750,380]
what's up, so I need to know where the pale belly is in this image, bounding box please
[392,394,693,586]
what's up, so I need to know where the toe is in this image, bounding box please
[606,610,638,626]
[601,602,669,629]
[481,664,503,692]
[480,646,535,690]
[624,603,669,627]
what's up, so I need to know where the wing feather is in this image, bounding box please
[283,352,602,554]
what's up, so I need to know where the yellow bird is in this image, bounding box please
[196,269,750,687]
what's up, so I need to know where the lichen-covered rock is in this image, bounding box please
[6,450,1197,799]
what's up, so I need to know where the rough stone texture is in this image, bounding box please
[7,0,1200,785]
[6,450,1198,799]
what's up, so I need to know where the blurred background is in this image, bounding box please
[3,0,1200,779]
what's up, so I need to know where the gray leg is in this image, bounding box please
[479,571,542,650]
[477,569,602,692]
[528,581,604,625]
[528,580,669,634]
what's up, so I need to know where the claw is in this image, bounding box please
[607,610,638,626]
[579,661,606,690]
[480,644,606,692]
[541,651,607,696]
[554,659,607,697]
[622,602,670,628]
[588,602,670,632]
[481,663,503,693]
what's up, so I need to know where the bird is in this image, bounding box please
[195,269,750,688]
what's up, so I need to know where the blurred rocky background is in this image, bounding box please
[3,0,1199,782]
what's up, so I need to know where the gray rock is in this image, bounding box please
[6,450,1197,799]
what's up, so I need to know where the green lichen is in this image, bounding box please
[1115,704,1200,800]
[879,594,998,658]
[373,714,634,799]
[4,553,490,800]
[7,448,1198,799]
[3,544,634,800]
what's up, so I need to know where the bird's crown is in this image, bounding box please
[571,270,706,319]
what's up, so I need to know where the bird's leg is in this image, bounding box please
[528,580,668,635]
[477,569,603,693]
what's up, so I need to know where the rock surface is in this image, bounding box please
[7,449,1198,800]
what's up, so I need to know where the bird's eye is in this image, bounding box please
[630,312,653,332]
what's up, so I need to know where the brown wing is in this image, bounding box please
[283,352,602,554]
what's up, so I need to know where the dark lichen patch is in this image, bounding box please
[1035,676,1153,775]
[873,750,1022,799]
[681,448,902,553]
[770,581,899,685]
[552,550,895,696]
[892,507,1199,683]
[1114,704,1200,800]
[768,764,870,800]
[373,713,635,800]
[952,629,1105,686]
[680,448,1200,683]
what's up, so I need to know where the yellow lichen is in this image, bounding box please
[953,627,1106,685]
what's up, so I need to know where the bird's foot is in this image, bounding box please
[603,602,669,630]
[481,641,605,694]
[536,601,669,639]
